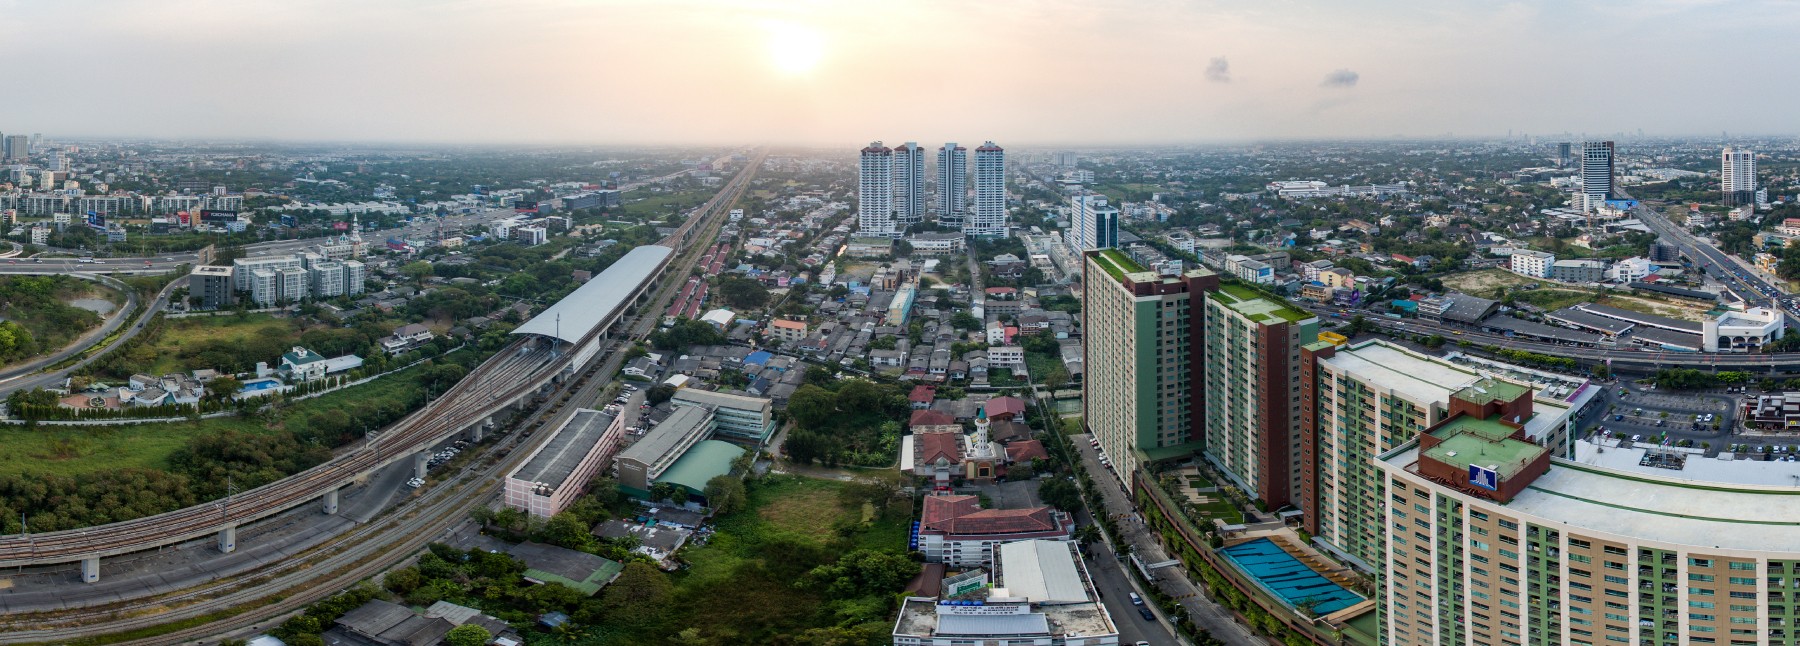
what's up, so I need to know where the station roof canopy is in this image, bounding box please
[513,245,672,344]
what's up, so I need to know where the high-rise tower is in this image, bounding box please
[1581,140,1614,212]
[858,141,896,237]
[966,141,1007,236]
[936,142,967,227]
[892,142,926,227]
[1722,146,1757,206]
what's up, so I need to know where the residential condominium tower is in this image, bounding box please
[1065,192,1119,251]
[858,141,897,237]
[936,142,967,226]
[1299,340,1578,574]
[892,142,926,227]
[1722,146,1757,206]
[966,141,1007,236]
[1081,249,1218,481]
[1202,283,1318,508]
[1375,396,1800,646]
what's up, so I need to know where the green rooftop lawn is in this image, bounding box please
[1215,282,1314,324]
[1093,248,1143,282]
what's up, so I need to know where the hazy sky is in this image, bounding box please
[4,0,1797,145]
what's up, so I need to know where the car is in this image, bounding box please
[1128,592,1143,606]
[1614,414,1624,421]
[1136,642,1151,646]
[1138,607,1156,621]
[1632,434,1643,442]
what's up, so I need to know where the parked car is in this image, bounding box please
[1137,607,1156,621]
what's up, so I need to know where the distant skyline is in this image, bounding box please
[4,0,1799,145]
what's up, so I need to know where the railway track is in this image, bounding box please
[0,148,769,644]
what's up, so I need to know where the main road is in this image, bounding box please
[1623,190,1789,309]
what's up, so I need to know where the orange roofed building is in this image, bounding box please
[916,494,1072,568]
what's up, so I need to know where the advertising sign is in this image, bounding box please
[1469,464,1500,491]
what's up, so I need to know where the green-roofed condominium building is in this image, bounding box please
[1080,249,1218,481]
[1202,282,1319,508]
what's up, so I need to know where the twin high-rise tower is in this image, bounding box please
[859,140,1005,238]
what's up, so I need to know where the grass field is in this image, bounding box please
[112,313,299,377]
[0,356,446,479]
[616,188,720,220]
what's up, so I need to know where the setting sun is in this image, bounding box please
[764,21,824,76]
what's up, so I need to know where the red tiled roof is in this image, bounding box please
[911,410,956,427]
[916,432,962,466]
[1005,440,1049,463]
[921,495,1057,535]
[909,385,938,403]
[985,396,1027,419]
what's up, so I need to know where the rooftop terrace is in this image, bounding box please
[1214,282,1314,325]
[1424,414,1545,479]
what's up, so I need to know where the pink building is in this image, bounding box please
[504,409,625,518]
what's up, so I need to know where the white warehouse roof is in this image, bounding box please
[513,245,673,344]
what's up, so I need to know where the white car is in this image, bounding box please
[406,477,424,488]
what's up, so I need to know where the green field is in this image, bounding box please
[1509,288,1591,311]
[94,313,300,378]
[615,188,720,221]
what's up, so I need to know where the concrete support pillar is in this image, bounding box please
[414,451,430,480]
[217,524,237,553]
[81,556,100,584]
[466,423,485,443]
[323,486,340,515]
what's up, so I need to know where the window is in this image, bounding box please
[1690,558,1713,568]
[1690,601,1716,609]
[1728,577,1755,586]
[1728,562,1756,571]
[1690,587,1716,596]
[1690,573,1716,582]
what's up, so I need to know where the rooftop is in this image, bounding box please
[510,409,615,490]
[1451,377,1532,409]
[893,599,1114,642]
[655,439,744,495]
[1091,248,1143,283]
[1423,414,1545,480]
[1322,341,1482,406]
[513,245,673,344]
[1213,283,1314,325]
[617,404,713,467]
[996,540,1088,604]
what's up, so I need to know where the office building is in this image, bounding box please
[189,265,236,310]
[1203,283,1318,508]
[1703,306,1786,353]
[1722,146,1757,206]
[914,495,1072,569]
[1081,249,1218,481]
[893,540,1116,646]
[936,142,967,226]
[670,388,776,444]
[1582,140,1615,212]
[892,141,926,226]
[858,141,897,237]
[1557,141,1572,168]
[1064,192,1119,251]
[504,409,625,518]
[965,142,1007,236]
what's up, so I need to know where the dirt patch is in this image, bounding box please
[1599,294,1712,322]
[1441,268,1535,294]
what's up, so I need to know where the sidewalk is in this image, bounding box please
[1073,434,1264,646]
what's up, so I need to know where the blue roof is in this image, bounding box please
[745,351,772,366]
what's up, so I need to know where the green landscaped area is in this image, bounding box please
[0,355,448,479]
[1093,248,1143,282]
[0,275,118,366]
[592,474,914,644]
[101,313,296,378]
[614,188,720,220]
[1216,282,1313,324]
[1508,288,1591,311]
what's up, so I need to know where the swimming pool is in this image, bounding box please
[238,378,283,394]
[1218,538,1364,615]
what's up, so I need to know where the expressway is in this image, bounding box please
[0,148,766,585]
[1624,192,1791,310]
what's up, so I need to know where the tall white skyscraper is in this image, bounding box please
[1722,146,1757,205]
[965,142,1007,236]
[1065,192,1119,251]
[936,142,967,226]
[1581,140,1614,212]
[858,141,896,237]
[892,142,926,227]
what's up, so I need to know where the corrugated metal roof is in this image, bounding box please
[937,613,1050,636]
[998,540,1089,604]
[513,245,672,344]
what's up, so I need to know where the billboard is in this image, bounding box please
[333,221,349,231]
[177,211,191,225]
[1469,464,1499,491]
[279,214,298,228]
[199,209,238,223]
[86,211,106,229]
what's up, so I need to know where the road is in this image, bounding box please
[0,272,184,397]
[0,150,766,644]
[1072,434,1262,646]
[1624,194,1787,309]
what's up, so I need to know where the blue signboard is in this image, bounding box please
[1469,464,1499,491]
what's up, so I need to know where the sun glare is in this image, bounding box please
[765,21,825,76]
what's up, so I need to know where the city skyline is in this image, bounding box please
[5,0,1800,145]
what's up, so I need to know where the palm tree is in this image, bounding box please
[551,622,589,644]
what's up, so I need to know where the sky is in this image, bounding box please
[2,0,1797,146]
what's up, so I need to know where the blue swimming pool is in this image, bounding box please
[1218,538,1364,615]
[239,378,282,393]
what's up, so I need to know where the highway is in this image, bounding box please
[1623,191,1793,313]
[0,149,765,643]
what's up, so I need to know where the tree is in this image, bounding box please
[445,624,490,646]
[1074,523,1102,546]
[534,512,598,552]
[715,277,770,309]
[646,383,676,405]
[703,474,747,515]
[600,562,673,614]
[805,549,920,598]
[786,384,837,429]
[649,482,678,504]
[1039,477,1082,512]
